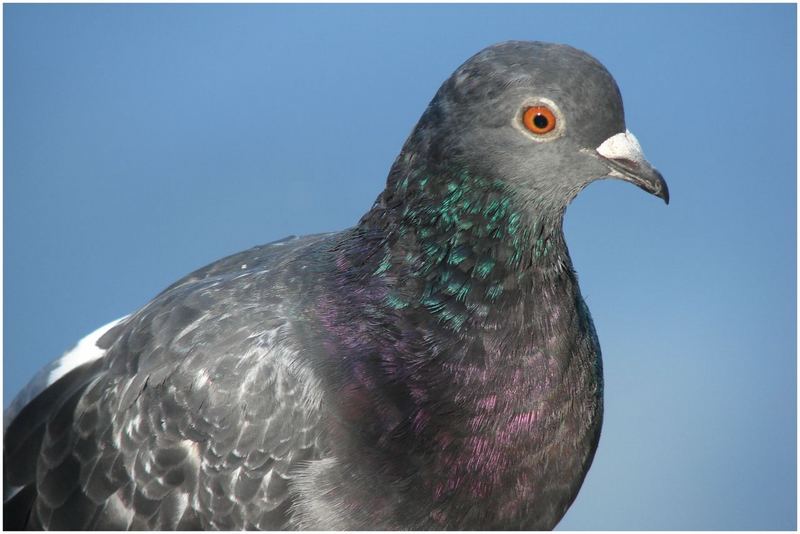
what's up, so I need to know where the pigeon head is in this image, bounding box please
[358,41,668,316]
[393,41,668,224]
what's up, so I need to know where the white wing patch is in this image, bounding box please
[45,315,129,388]
[4,315,129,431]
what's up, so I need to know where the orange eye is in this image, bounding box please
[522,106,557,135]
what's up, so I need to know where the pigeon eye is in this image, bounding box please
[522,106,557,135]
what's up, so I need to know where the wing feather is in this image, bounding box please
[4,235,331,530]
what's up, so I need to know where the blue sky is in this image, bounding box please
[4,4,796,530]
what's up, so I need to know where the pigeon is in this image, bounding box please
[4,41,668,530]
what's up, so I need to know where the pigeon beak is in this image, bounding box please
[595,130,669,204]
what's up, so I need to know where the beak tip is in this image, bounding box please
[660,184,670,205]
[655,170,669,205]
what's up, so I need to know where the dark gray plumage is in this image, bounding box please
[4,41,667,530]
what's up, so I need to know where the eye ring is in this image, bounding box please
[522,106,557,135]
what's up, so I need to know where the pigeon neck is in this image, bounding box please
[356,156,574,331]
